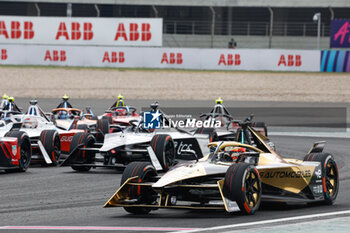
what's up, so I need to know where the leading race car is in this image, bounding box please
[104,123,339,215]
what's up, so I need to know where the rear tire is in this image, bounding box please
[150,134,175,171]
[121,162,158,214]
[195,127,219,142]
[304,153,339,205]
[69,132,96,172]
[224,163,261,215]
[96,118,109,142]
[39,130,61,166]
[4,131,31,172]
[71,124,88,132]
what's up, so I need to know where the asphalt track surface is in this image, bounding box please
[1,99,350,232]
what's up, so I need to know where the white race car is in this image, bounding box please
[0,100,85,165]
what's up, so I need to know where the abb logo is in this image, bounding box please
[102,51,125,63]
[0,21,34,39]
[115,23,151,41]
[56,22,93,40]
[161,53,183,64]
[278,55,302,66]
[218,54,241,66]
[0,49,7,60]
[44,50,66,62]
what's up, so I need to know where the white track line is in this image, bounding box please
[0,226,199,231]
[177,209,350,233]
[269,132,350,138]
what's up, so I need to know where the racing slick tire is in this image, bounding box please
[224,163,261,215]
[4,131,31,172]
[120,162,158,214]
[303,153,339,205]
[96,118,109,142]
[195,127,219,142]
[150,134,175,171]
[39,130,61,166]
[102,115,113,124]
[71,124,88,132]
[252,122,268,137]
[69,132,96,172]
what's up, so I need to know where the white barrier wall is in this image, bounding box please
[0,16,163,46]
[0,45,320,72]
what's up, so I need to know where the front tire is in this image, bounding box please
[195,127,219,142]
[4,131,32,172]
[69,132,96,172]
[121,162,158,214]
[304,153,339,205]
[150,134,175,171]
[224,163,261,215]
[96,118,109,142]
[39,130,61,166]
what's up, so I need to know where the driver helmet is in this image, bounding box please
[1,94,9,109]
[23,117,38,129]
[8,96,14,102]
[62,94,69,101]
[6,97,15,111]
[59,110,68,119]
[116,94,125,107]
[215,97,223,105]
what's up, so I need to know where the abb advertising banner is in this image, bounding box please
[330,19,350,48]
[0,16,163,46]
[0,45,320,72]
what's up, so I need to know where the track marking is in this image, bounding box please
[177,209,350,233]
[0,226,199,231]
[269,131,350,138]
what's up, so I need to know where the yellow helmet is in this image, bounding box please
[215,97,223,104]
[62,94,69,101]
[2,94,8,100]
[8,96,14,102]
[117,94,124,100]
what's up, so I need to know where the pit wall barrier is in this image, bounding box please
[0,45,320,72]
[321,50,350,72]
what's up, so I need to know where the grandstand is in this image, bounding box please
[1,0,350,49]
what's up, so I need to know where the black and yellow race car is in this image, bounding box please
[104,125,339,215]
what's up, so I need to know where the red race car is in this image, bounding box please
[0,130,31,173]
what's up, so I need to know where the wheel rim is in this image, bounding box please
[245,170,260,208]
[164,140,175,169]
[54,136,61,161]
[326,160,338,197]
[20,141,31,168]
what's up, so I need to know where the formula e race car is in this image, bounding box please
[60,102,227,172]
[0,131,31,172]
[104,126,339,215]
[61,103,274,176]
[0,100,85,166]
[51,95,140,142]
[198,98,268,140]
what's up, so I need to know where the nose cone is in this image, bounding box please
[152,162,207,188]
